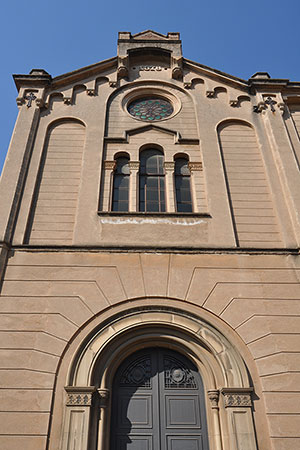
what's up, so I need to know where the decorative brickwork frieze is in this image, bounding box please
[221,388,253,408]
[65,387,96,407]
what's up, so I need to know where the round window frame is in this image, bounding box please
[122,88,181,123]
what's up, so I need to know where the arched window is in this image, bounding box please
[139,149,165,212]
[175,157,193,212]
[112,156,130,212]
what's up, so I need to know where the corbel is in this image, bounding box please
[171,56,183,80]
[184,81,192,89]
[16,97,25,107]
[86,88,95,96]
[229,99,239,107]
[206,90,215,98]
[117,55,129,79]
[63,96,72,105]
[253,101,266,113]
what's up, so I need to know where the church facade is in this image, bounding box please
[0,30,300,450]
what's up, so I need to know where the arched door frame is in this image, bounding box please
[59,305,258,450]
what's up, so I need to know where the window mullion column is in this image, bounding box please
[164,162,175,212]
[102,161,116,211]
[129,161,140,212]
[188,161,203,213]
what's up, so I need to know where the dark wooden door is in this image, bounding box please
[110,348,209,450]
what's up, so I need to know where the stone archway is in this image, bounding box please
[60,306,258,450]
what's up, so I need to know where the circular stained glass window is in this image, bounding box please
[128,97,173,121]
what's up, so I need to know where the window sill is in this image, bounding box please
[98,211,211,218]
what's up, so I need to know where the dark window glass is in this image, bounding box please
[112,157,129,211]
[175,158,193,213]
[140,149,165,212]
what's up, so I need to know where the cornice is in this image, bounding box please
[51,56,117,89]
[183,58,248,88]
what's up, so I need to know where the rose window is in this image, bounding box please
[128,97,173,121]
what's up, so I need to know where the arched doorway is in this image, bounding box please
[110,347,209,450]
[58,306,260,450]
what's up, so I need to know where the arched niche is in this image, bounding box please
[59,306,258,450]
[217,119,282,248]
[25,118,86,244]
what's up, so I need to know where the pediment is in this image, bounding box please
[132,30,169,40]
[105,124,199,145]
[127,124,178,136]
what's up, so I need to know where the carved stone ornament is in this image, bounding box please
[129,161,140,171]
[25,92,37,108]
[278,102,285,112]
[65,386,96,407]
[229,99,239,107]
[206,90,215,98]
[188,162,203,171]
[16,97,25,106]
[264,96,277,112]
[63,97,72,105]
[184,81,192,89]
[109,80,117,88]
[208,390,220,409]
[164,162,175,171]
[104,160,116,171]
[86,88,95,96]
[253,101,266,113]
[221,388,253,408]
[35,98,44,108]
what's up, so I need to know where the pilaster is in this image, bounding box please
[61,387,97,450]
[221,388,257,450]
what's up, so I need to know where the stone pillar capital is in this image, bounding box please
[97,388,110,408]
[104,160,116,171]
[164,161,175,171]
[188,161,203,172]
[207,389,220,409]
[129,161,140,171]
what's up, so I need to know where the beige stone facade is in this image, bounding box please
[0,30,300,450]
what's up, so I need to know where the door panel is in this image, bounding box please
[167,436,203,450]
[165,395,200,427]
[110,348,209,450]
[119,395,153,428]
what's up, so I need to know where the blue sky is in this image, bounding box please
[1,0,300,174]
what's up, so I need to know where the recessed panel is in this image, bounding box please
[165,395,201,428]
[118,435,153,450]
[167,435,202,450]
[119,395,152,428]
